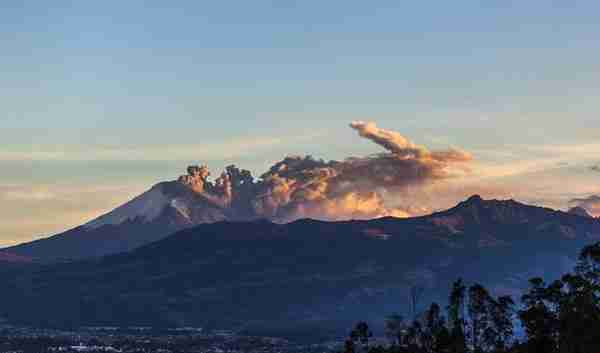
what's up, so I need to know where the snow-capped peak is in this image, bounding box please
[85,185,171,229]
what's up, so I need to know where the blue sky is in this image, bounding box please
[1,1,600,245]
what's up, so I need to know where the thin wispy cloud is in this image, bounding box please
[0,133,321,162]
[0,185,56,201]
[0,183,148,246]
[470,141,600,180]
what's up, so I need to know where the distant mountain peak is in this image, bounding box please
[454,195,529,210]
[433,195,559,229]
[84,183,173,229]
[452,194,500,213]
[465,194,484,204]
[568,206,594,218]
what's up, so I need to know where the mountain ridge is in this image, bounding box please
[2,195,599,336]
[2,192,597,262]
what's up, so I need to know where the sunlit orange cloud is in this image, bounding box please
[174,122,473,222]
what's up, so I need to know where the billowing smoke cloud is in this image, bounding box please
[569,195,600,217]
[178,122,472,221]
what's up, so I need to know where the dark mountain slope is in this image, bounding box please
[2,181,229,261]
[3,196,599,337]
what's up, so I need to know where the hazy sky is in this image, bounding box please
[2,1,600,246]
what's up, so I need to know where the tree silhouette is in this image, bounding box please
[410,285,425,320]
[343,242,600,353]
[384,313,405,345]
[350,321,373,352]
[468,284,491,352]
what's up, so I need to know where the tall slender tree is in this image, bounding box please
[410,285,425,320]
[447,279,467,353]
[384,313,405,345]
[350,321,373,352]
[483,295,514,352]
[468,284,491,352]
[519,278,559,353]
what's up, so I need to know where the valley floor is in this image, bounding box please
[0,326,341,353]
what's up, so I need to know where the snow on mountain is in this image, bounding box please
[85,185,171,229]
[169,198,192,221]
[83,178,232,230]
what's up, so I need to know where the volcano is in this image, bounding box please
[2,122,475,261]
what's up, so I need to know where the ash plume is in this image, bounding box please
[178,122,473,221]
